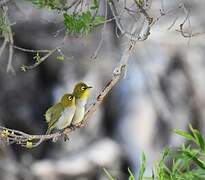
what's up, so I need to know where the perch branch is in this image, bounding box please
[0,0,153,148]
[0,37,139,149]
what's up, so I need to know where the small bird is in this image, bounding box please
[45,93,76,134]
[71,82,92,125]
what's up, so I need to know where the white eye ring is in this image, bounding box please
[81,86,86,91]
[68,96,72,100]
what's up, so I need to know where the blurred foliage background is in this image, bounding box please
[0,0,205,179]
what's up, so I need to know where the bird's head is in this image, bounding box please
[60,93,75,107]
[73,82,92,100]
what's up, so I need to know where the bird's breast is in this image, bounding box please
[56,107,76,129]
[76,98,87,107]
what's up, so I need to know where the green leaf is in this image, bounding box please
[20,65,26,72]
[33,52,41,62]
[136,0,144,7]
[181,149,205,170]
[91,0,99,9]
[103,168,115,180]
[138,152,146,180]
[26,139,33,149]
[174,129,194,141]
[188,124,205,152]
[63,11,104,35]
[128,167,135,180]
[93,16,105,26]
[56,55,64,61]
[194,130,205,152]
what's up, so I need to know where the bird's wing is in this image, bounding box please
[45,103,64,130]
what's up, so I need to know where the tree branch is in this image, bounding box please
[20,36,67,71]
[0,34,140,149]
[0,0,154,148]
[0,37,7,57]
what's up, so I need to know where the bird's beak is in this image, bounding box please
[87,86,92,89]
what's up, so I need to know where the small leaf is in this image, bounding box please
[194,130,205,152]
[103,168,115,180]
[63,11,104,35]
[174,129,194,141]
[21,65,26,72]
[138,152,146,180]
[182,149,205,170]
[136,0,144,7]
[188,124,205,151]
[26,140,33,149]
[56,55,64,61]
[91,0,99,9]
[33,52,41,62]
[1,129,10,137]
[93,16,105,26]
[128,167,135,180]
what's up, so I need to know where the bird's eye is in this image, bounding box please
[68,96,72,100]
[81,86,86,91]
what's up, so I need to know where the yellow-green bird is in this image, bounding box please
[45,93,76,134]
[71,82,92,125]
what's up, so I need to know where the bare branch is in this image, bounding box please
[0,26,141,149]
[0,37,7,57]
[11,44,50,53]
[91,0,108,60]
[109,0,152,41]
[1,6,15,74]
[6,21,15,74]
[21,48,58,71]
[0,0,154,148]
[21,36,68,71]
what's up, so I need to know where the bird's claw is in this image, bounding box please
[63,134,69,141]
[68,124,76,130]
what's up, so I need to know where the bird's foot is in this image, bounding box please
[60,129,70,141]
[63,134,69,141]
[68,124,76,130]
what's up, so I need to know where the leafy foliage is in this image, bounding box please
[103,124,205,179]
[27,0,104,35]
[63,11,104,35]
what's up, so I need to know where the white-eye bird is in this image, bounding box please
[71,82,92,125]
[45,93,76,134]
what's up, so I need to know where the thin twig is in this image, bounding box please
[0,37,7,57]
[0,0,154,148]
[109,0,152,41]
[21,48,58,71]
[90,0,108,60]
[2,6,15,74]
[0,29,141,149]
[175,29,205,38]
[11,44,50,53]
[21,36,67,71]
[6,22,15,74]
